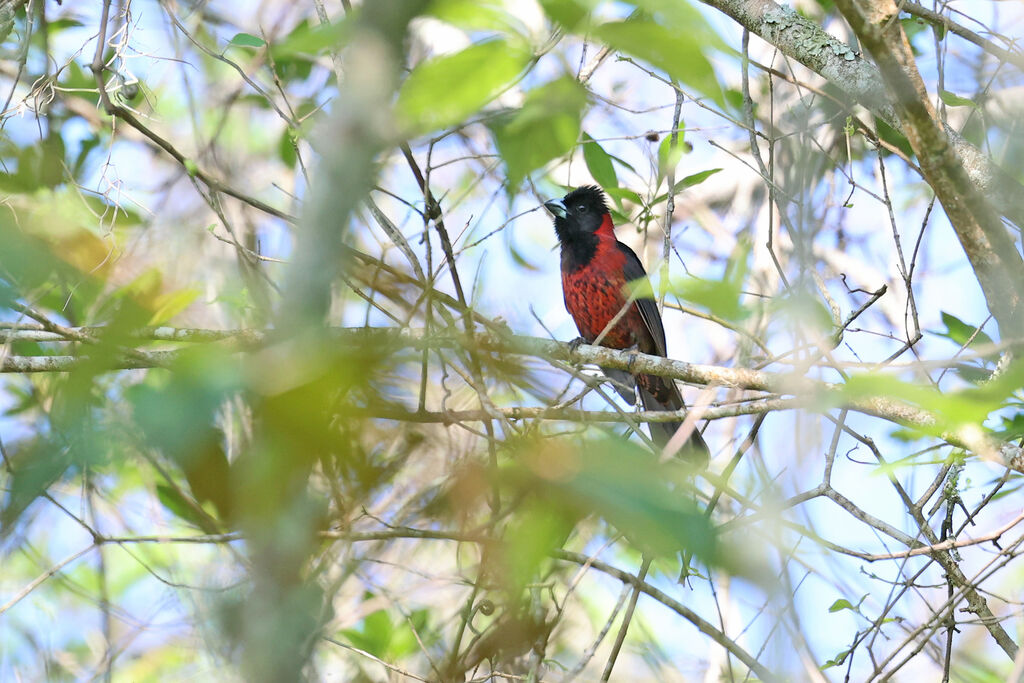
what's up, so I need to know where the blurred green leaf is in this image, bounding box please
[39,133,66,188]
[426,0,520,31]
[60,60,95,92]
[838,361,1024,434]
[1,438,71,533]
[674,238,751,322]
[48,18,85,31]
[630,0,730,50]
[933,311,994,349]
[953,364,993,384]
[582,133,617,189]
[770,288,835,339]
[539,0,597,31]
[900,17,928,55]
[397,39,531,135]
[229,32,266,48]
[151,287,200,326]
[593,18,724,107]
[652,168,722,204]
[128,348,242,466]
[724,87,745,111]
[938,89,977,109]
[0,199,108,307]
[514,438,722,563]
[341,607,433,660]
[491,76,588,188]
[95,269,197,328]
[657,132,684,183]
[997,413,1024,442]
[156,483,218,532]
[271,18,349,58]
[675,167,721,191]
[603,186,643,207]
[509,240,540,271]
[874,116,914,158]
[279,127,298,167]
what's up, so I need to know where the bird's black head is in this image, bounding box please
[544,185,610,244]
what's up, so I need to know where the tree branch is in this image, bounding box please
[832,0,1024,341]
[2,325,1020,469]
[699,0,1024,231]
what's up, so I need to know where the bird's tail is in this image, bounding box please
[638,373,709,466]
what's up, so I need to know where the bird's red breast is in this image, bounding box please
[561,213,655,352]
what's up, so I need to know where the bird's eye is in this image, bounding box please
[576,204,587,213]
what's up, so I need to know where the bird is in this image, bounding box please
[544,185,709,464]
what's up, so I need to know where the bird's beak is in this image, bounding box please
[544,198,567,218]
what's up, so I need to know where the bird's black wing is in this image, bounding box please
[616,242,667,357]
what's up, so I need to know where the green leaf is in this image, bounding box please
[229,32,266,49]
[501,496,578,591]
[874,116,914,158]
[426,0,519,31]
[837,366,1024,433]
[397,39,531,135]
[184,159,199,177]
[657,134,684,184]
[582,133,617,188]
[602,186,643,207]
[340,606,434,660]
[48,18,85,31]
[279,127,298,168]
[271,18,349,58]
[934,311,993,349]
[939,89,977,108]
[39,134,66,188]
[828,598,854,613]
[1,439,72,533]
[149,287,200,325]
[651,168,723,205]
[514,437,723,563]
[59,60,96,92]
[900,17,929,56]
[156,483,213,531]
[954,364,993,384]
[822,648,851,670]
[128,348,242,469]
[675,167,721,191]
[674,238,752,322]
[509,240,540,271]
[342,608,395,658]
[769,289,835,339]
[629,0,730,51]
[539,0,597,30]
[491,76,588,188]
[592,18,723,107]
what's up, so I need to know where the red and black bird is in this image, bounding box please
[544,185,708,463]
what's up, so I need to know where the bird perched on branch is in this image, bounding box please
[544,185,708,464]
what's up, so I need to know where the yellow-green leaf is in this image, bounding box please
[582,132,617,189]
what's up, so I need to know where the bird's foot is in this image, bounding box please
[625,344,641,372]
[568,337,588,353]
